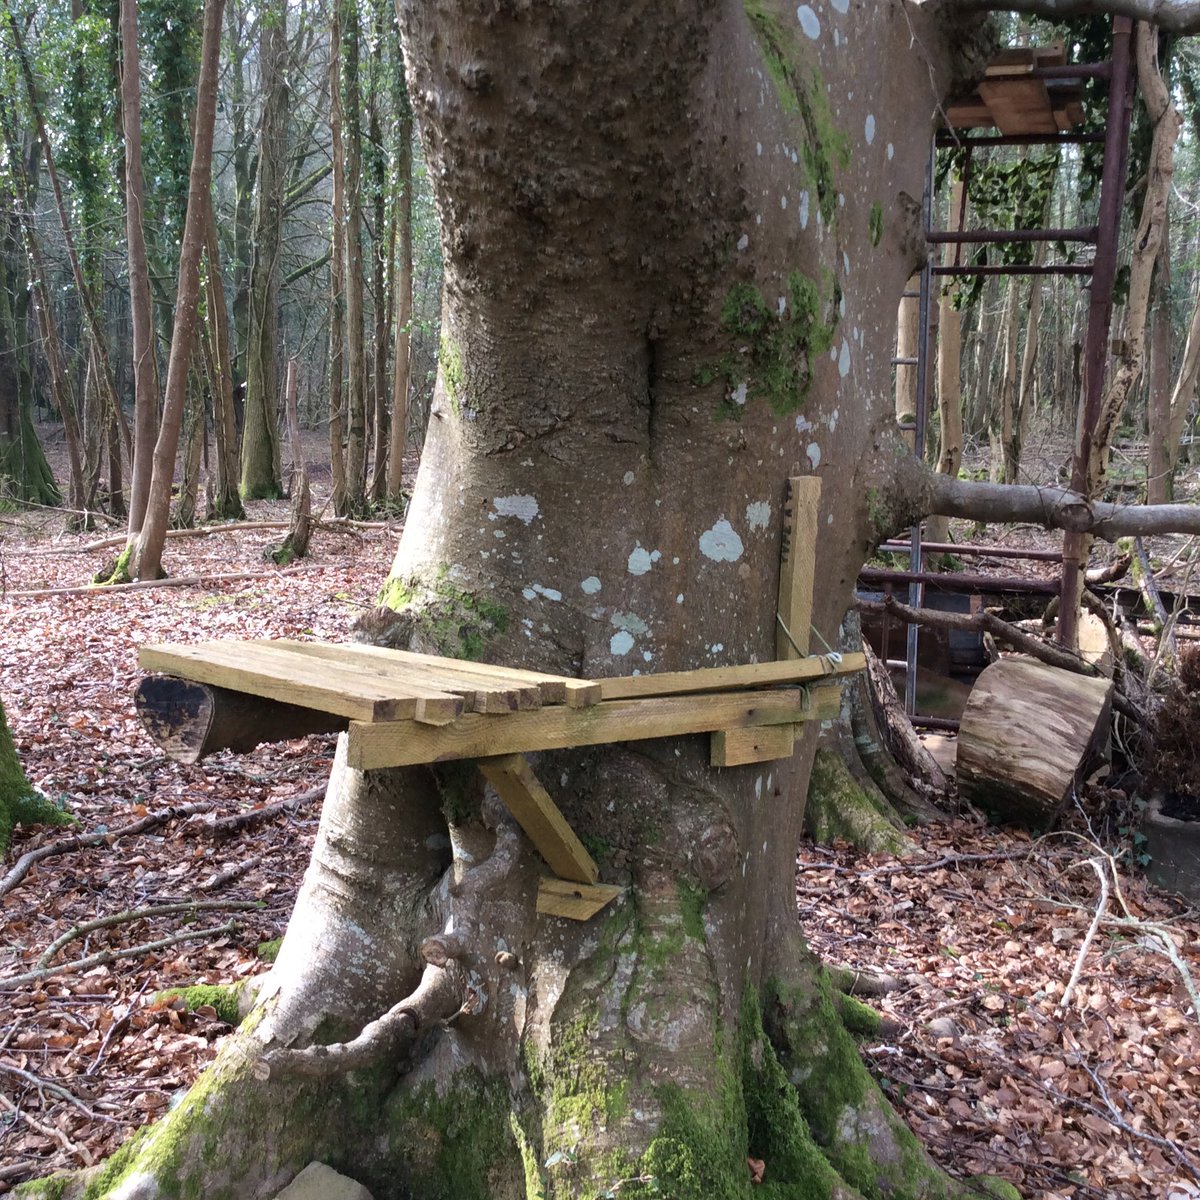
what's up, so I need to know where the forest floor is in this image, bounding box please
[1,427,1199,1199]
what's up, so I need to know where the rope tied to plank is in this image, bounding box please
[775,613,843,674]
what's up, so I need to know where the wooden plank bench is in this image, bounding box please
[134,476,853,920]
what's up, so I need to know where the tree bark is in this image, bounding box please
[121,0,160,536]
[125,0,225,581]
[386,67,414,504]
[327,3,349,518]
[239,0,289,501]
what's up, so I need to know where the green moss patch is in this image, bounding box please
[805,748,912,855]
[375,567,508,661]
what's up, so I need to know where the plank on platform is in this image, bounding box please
[260,639,541,713]
[711,725,796,767]
[139,641,464,725]
[777,476,822,659]
[266,639,600,707]
[597,651,864,702]
[346,688,816,769]
[479,754,598,884]
[977,77,1060,136]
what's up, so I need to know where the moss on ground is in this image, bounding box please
[155,983,247,1027]
[0,696,74,857]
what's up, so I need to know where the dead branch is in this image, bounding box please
[35,900,262,967]
[941,0,1200,36]
[0,1091,94,1166]
[856,594,1142,722]
[0,922,239,990]
[6,566,304,600]
[203,787,324,837]
[1060,858,1110,1011]
[0,1063,115,1124]
[0,802,215,901]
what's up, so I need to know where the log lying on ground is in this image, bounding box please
[956,656,1114,828]
[135,676,347,763]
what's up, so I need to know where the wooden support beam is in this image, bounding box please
[536,878,624,921]
[711,725,796,767]
[346,688,814,770]
[139,641,463,725]
[479,754,598,883]
[134,675,347,763]
[777,476,822,659]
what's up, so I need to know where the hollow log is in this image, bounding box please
[135,675,347,763]
[956,656,1113,828]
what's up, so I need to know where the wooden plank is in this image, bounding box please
[263,639,542,713]
[536,878,623,921]
[597,652,864,702]
[977,77,1059,136]
[139,642,420,723]
[777,476,821,659]
[479,754,598,883]
[263,639,578,705]
[946,96,994,128]
[346,688,813,770]
[561,679,602,708]
[711,725,796,767]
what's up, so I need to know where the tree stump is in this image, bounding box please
[956,656,1114,828]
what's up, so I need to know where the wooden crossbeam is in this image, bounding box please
[139,641,464,725]
[346,688,815,770]
[708,682,842,766]
[599,652,863,702]
[479,754,598,883]
[536,878,624,921]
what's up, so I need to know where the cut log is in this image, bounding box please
[956,656,1114,828]
[135,676,347,764]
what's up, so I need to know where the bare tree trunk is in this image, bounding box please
[239,0,289,501]
[327,4,349,519]
[1011,242,1047,485]
[386,73,414,504]
[125,0,225,580]
[121,0,160,536]
[342,0,367,511]
[203,195,245,520]
[992,275,1020,483]
[1166,273,1200,478]
[1147,237,1174,504]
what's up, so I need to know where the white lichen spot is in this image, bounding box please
[732,380,748,406]
[580,576,602,595]
[737,233,750,251]
[839,294,847,318]
[828,408,839,431]
[611,612,649,636]
[777,296,787,316]
[676,593,685,604]
[838,192,845,208]
[795,414,814,433]
[887,142,895,160]
[843,251,851,275]
[610,630,635,656]
[831,0,849,11]
[755,775,764,799]
[756,141,763,156]
[492,494,539,525]
[865,113,876,145]
[643,650,654,663]
[780,194,788,210]
[672,556,680,565]
[710,643,724,655]
[834,28,840,47]
[807,442,822,469]
[796,4,820,39]
[628,545,655,576]
[799,191,810,230]
[838,339,851,378]
[698,519,745,563]
[494,530,507,539]
[526,583,562,602]
[746,501,772,532]
[623,470,636,486]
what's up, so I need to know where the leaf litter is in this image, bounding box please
[0,507,1197,1197]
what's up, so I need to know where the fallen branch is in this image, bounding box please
[0,1091,94,1166]
[0,1062,115,1124]
[856,594,1141,722]
[1060,857,1110,1011]
[203,786,324,837]
[28,515,396,556]
[6,566,304,600]
[198,856,263,892]
[0,921,239,990]
[0,801,215,900]
[35,900,262,967]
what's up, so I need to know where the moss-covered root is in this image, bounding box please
[155,981,256,1027]
[0,697,74,857]
[762,976,1013,1199]
[805,748,914,855]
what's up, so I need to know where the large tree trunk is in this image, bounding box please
[385,68,414,505]
[82,5,1015,1198]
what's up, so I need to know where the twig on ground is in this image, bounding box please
[7,566,304,600]
[204,786,324,838]
[0,1091,94,1166]
[36,901,262,967]
[198,856,263,891]
[0,1063,115,1124]
[0,922,239,990]
[0,802,215,901]
[1060,857,1110,1011]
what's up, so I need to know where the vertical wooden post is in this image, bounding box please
[776,476,821,660]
